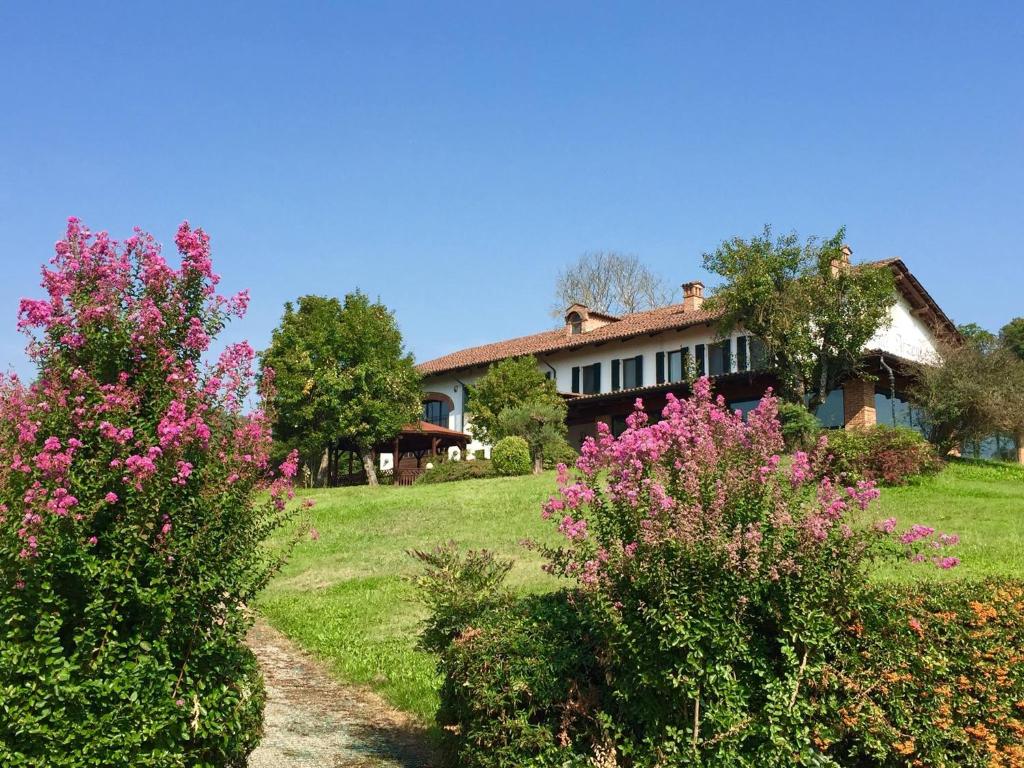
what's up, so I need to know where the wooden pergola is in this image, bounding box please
[380,421,470,485]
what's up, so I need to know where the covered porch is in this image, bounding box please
[336,421,470,486]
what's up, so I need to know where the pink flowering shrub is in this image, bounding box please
[0,219,300,767]
[537,379,957,765]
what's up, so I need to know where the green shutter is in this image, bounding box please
[655,352,664,384]
[611,359,620,391]
[736,336,748,371]
[592,362,602,393]
[571,366,580,393]
[695,344,705,377]
[682,347,691,380]
[634,355,644,387]
[723,338,733,374]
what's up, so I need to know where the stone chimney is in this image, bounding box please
[830,244,853,276]
[681,281,705,312]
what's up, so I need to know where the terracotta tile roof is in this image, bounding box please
[402,420,470,439]
[416,259,955,377]
[416,303,723,375]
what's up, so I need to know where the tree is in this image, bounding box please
[909,338,1024,455]
[703,226,896,409]
[957,322,997,350]
[494,400,570,473]
[262,291,422,486]
[553,251,673,316]
[467,356,566,452]
[1000,317,1024,360]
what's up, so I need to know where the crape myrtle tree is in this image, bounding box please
[703,226,896,410]
[0,219,303,766]
[467,356,569,470]
[261,291,422,487]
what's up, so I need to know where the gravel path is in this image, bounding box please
[247,620,436,768]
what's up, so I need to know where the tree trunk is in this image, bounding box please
[533,454,543,474]
[362,450,379,486]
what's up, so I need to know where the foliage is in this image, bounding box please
[958,322,998,350]
[553,251,673,316]
[910,338,1024,454]
[1001,317,1024,360]
[819,427,942,486]
[433,590,602,768]
[0,219,301,766]
[467,357,563,447]
[821,579,1024,767]
[535,379,956,765]
[408,543,513,655]
[776,401,821,450]
[542,439,579,470]
[415,458,496,484]
[491,436,532,476]
[703,226,896,409]
[261,291,422,486]
[494,400,570,473]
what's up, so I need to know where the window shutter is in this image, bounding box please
[611,359,620,391]
[736,336,748,371]
[682,347,691,380]
[634,355,644,387]
[695,344,705,377]
[723,338,733,373]
[571,366,580,393]
[655,352,665,384]
[592,362,602,393]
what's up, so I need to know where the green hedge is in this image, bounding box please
[491,436,531,476]
[415,459,496,484]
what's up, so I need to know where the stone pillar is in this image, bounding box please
[843,378,876,430]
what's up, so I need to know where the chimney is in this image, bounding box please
[682,281,704,312]
[831,244,853,276]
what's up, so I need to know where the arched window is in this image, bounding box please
[422,397,452,427]
[568,312,583,335]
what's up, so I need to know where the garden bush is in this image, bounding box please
[415,458,495,484]
[542,438,579,470]
[491,435,531,476]
[777,400,821,450]
[423,380,962,767]
[822,426,942,485]
[821,579,1024,767]
[0,219,301,766]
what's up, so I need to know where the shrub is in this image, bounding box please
[542,438,579,470]
[822,426,942,485]
[408,543,513,654]
[416,458,495,484]
[821,579,1024,767]
[533,379,957,765]
[491,436,531,476]
[0,219,300,766]
[434,591,603,768]
[777,400,820,450]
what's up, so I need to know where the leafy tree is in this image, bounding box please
[494,400,570,473]
[467,356,565,448]
[262,291,422,486]
[553,251,673,316]
[1000,317,1024,360]
[957,322,997,350]
[703,226,896,409]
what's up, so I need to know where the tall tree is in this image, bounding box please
[262,291,422,486]
[494,400,570,474]
[1000,317,1024,360]
[467,356,566,452]
[703,226,897,409]
[553,251,673,316]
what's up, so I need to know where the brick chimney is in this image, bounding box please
[682,281,705,312]
[830,244,853,276]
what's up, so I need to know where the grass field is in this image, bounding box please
[258,460,1024,721]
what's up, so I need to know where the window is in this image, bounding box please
[611,415,628,437]
[568,312,583,335]
[814,389,845,429]
[666,348,689,382]
[875,391,927,434]
[708,339,732,376]
[730,398,761,419]
[573,363,602,394]
[694,344,706,376]
[622,355,642,389]
[736,336,748,371]
[749,337,768,370]
[423,399,450,427]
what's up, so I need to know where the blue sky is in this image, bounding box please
[2,2,1022,379]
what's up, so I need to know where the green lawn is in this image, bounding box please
[257,460,1024,721]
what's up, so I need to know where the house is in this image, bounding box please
[415,251,960,458]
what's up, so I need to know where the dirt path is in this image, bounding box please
[247,619,437,768]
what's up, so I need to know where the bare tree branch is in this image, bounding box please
[553,252,674,316]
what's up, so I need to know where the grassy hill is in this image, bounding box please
[258,460,1024,721]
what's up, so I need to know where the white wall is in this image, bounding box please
[866,297,939,363]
